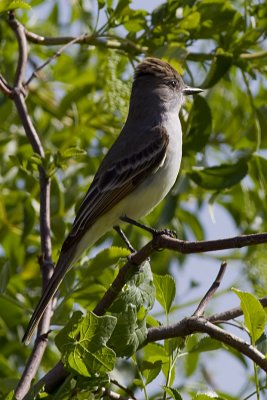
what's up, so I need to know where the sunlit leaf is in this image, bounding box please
[188,159,248,190]
[55,311,117,376]
[153,274,176,313]
[232,288,266,344]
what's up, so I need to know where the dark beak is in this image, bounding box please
[183,86,203,96]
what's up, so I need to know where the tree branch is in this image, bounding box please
[24,28,267,62]
[25,33,89,86]
[192,261,227,317]
[25,29,148,54]
[209,297,267,324]
[7,13,54,400]
[147,316,267,372]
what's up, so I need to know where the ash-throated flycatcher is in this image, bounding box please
[23,58,202,343]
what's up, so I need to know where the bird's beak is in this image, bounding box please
[182,86,203,96]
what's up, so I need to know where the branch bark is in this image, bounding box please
[24,29,267,62]
[6,13,54,400]
[147,317,267,372]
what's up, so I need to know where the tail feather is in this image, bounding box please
[22,248,75,344]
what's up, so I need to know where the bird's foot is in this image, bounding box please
[120,215,177,239]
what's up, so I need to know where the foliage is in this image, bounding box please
[0,0,267,399]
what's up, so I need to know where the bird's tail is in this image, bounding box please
[22,247,75,345]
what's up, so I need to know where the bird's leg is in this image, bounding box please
[120,215,177,239]
[113,225,136,253]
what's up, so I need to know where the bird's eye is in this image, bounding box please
[168,80,177,88]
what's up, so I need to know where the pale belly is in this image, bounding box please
[73,124,182,261]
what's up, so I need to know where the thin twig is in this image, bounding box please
[193,261,227,317]
[111,379,137,400]
[0,74,12,97]
[25,33,89,86]
[209,297,267,323]
[25,29,148,54]
[101,388,131,400]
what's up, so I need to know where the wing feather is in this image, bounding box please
[62,126,169,251]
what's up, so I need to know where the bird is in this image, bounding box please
[22,57,203,344]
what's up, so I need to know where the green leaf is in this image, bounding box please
[110,260,155,313]
[201,50,233,89]
[109,305,147,356]
[183,96,212,153]
[192,394,224,400]
[190,337,222,353]
[163,387,183,400]
[188,159,248,190]
[61,146,87,160]
[87,246,130,275]
[232,289,266,344]
[142,360,162,385]
[0,261,10,294]
[22,197,35,240]
[153,273,176,313]
[55,311,117,376]
[0,0,31,13]
[3,391,15,400]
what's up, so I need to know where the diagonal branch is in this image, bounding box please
[0,74,12,97]
[25,33,89,86]
[192,261,227,317]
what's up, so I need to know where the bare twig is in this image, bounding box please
[0,74,12,97]
[7,13,54,400]
[111,379,137,400]
[193,261,227,317]
[25,33,89,86]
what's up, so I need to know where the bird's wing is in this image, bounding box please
[62,125,169,250]
[22,125,169,344]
